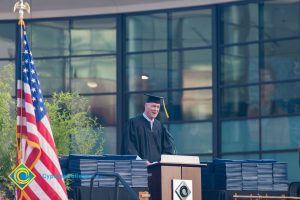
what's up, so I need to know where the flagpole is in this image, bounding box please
[14,2,30,200]
[14,0,30,164]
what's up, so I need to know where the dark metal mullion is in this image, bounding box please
[220,78,300,89]
[212,5,220,159]
[220,112,300,123]
[69,20,73,93]
[15,21,19,98]
[125,86,213,94]
[33,52,116,60]
[0,58,15,61]
[166,11,172,130]
[221,148,298,156]
[116,15,126,154]
[258,0,264,159]
[163,119,213,125]
[127,45,213,55]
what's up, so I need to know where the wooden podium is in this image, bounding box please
[148,155,204,200]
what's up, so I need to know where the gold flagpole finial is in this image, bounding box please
[14,0,30,24]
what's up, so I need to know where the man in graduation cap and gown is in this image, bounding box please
[122,94,175,164]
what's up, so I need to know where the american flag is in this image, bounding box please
[16,24,68,200]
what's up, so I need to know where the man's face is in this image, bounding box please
[144,102,160,120]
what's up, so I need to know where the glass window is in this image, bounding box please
[127,52,167,91]
[264,0,300,39]
[0,23,16,59]
[171,9,212,48]
[35,58,68,95]
[200,155,213,162]
[71,56,116,93]
[258,81,300,116]
[170,122,212,154]
[221,44,259,85]
[102,126,117,154]
[27,21,69,57]
[87,95,116,126]
[172,49,212,88]
[221,86,259,118]
[220,3,258,44]
[288,116,300,147]
[170,90,212,121]
[261,117,292,150]
[262,152,300,182]
[221,119,259,153]
[71,18,116,55]
[264,39,300,81]
[126,13,167,52]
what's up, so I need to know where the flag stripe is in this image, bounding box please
[22,186,40,200]
[24,121,61,175]
[29,168,62,200]
[35,161,68,199]
[25,142,64,198]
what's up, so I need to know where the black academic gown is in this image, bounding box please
[122,114,175,163]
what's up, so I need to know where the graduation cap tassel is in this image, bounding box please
[162,98,169,119]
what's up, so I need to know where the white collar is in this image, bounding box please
[143,113,154,124]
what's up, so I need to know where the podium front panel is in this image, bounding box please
[148,163,202,200]
[161,166,181,200]
[182,166,202,200]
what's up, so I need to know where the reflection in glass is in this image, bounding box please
[222,119,259,153]
[71,18,116,55]
[170,122,212,154]
[35,58,68,95]
[261,117,291,150]
[126,13,167,52]
[221,44,259,85]
[264,0,300,40]
[171,9,212,48]
[71,56,116,93]
[221,86,258,118]
[87,95,116,125]
[102,126,117,154]
[172,49,212,88]
[28,21,69,57]
[262,152,300,181]
[264,39,300,81]
[0,23,16,58]
[0,61,15,96]
[170,90,212,121]
[220,3,258,44]
[259,81,300,116]
[127,52,167,91]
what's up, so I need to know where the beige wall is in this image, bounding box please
[1,0,240,20]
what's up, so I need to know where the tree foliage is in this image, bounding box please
[0,63,16,199]
[45,92,104,155]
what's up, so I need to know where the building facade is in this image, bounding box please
[0,0,299,181]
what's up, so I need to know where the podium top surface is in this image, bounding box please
[161,155,200,164]
[148,155,207,168]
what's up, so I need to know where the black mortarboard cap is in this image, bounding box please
[144,94,169,118]
[144,94,162,104]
